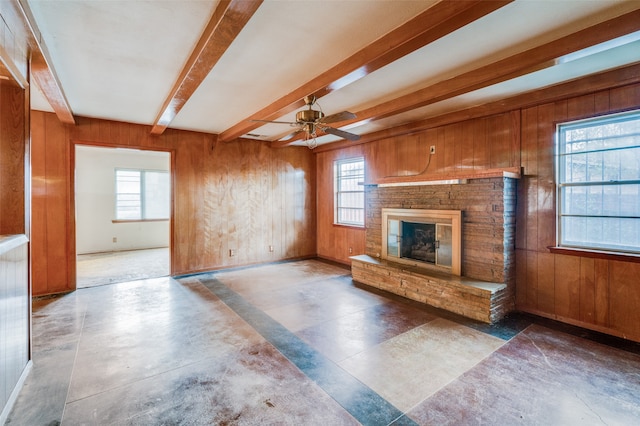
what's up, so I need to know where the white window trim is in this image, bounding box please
[555,109,640,255]
[334,157,365,227]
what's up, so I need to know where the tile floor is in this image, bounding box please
[6,259,640,425]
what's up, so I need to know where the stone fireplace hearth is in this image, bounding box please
[351,177,516,323]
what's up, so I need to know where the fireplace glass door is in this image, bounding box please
[387,219,452,268]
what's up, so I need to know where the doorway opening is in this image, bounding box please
[75,145,171,288]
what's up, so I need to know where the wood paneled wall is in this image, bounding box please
[366,111,520,182]
[515,82,640,342]
[31,112,316,296]
[317,76,640,342]
[316,146,367,264]
[1,3,32,422]
[315,112,520,265]
[0,82,26,235]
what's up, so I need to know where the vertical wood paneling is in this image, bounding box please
[593,258,609,327]
[535,103,556,252]
[431,127,445,172]
[473,118,488,170]
[0,83,25,235]
[554,254,580,320]
[579,257,595,324]
[459,121,474,170]
[43,114,70,293]
[315,145,367,265]
[516,81,640,342]
[30,111,48,291]
[31,112,316,295]
[520,108,537,252]
[536,252,555,314]
[515,249,528,307]
[610,84,640,110]
[524,250,538,309]
[609,261,640,339]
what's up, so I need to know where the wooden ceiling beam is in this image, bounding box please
[150,0,263,135]
[219,0,513,142]
[293,7,640,146]
[15,0,75,124]
[312,61,640,153]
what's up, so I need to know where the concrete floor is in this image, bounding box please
[6,259,640,425]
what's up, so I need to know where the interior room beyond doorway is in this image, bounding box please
[75,145,171,288]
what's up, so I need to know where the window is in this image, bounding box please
[334,157,365,226]
[115,169,170,220]
[557,110,640,254]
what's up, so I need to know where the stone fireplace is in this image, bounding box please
[351,177,516,323]
[382,208,461,276]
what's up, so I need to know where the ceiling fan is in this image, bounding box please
[253,96,360,148]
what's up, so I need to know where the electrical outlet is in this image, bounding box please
[112,237,117,243]
[229,249,235,257]
[269,245,274,252]
[349,247,353,254]
[430,145,436,154]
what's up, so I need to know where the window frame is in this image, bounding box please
[555,109,640,256]
[334,157,365,228]
[114,168,170,221]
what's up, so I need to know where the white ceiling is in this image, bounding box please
[28,0,640,147]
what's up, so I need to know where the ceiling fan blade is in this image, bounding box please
[279,128,305,141]
[320,111,356,124]
[322,126,360,141]
[251,119,298,125]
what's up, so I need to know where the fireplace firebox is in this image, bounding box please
[382,209,461,275]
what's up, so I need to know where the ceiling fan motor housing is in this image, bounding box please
[296,109,324,123]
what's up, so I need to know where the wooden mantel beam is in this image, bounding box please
[218,0,513,142]
[150,0,263,135]
[16,0,75,124]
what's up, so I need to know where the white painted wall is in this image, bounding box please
[75,146,170,254]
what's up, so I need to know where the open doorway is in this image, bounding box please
[75,145,171,288]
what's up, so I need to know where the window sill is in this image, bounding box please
[549,246,640,263]
[112,219,169,224]
[333,223,365,231]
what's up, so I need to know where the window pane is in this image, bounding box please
[558,109,640,253]
[335,158,364,226]
[562,216,640,252]
[338,192,364,209]
[338,208,364,225]
[143,171,170,219]
[116,170,141,219]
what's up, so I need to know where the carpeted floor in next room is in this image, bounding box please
[7,259,640,425]
[76,247,169,288]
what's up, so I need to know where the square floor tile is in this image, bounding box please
[339,317,505,412]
